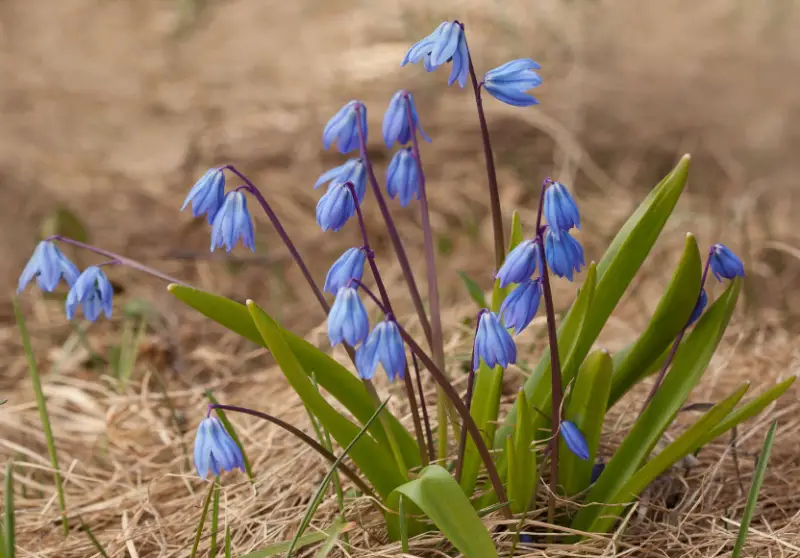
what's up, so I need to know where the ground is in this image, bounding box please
[1,0,800,556]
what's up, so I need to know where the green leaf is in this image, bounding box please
[458,272,488,309]
[571,278,740,532]
[608,233,702,406]
[507,390,537,514]
[398,495,409,554]
[559,349,613,496]
[168,285,418,467]
[389,465,499,558]
[246,300,406,499]
[240,521,349,558]
[583,383,749,533]
[4,461,14,558]
[205,392,255,483]
[732,420,777,558]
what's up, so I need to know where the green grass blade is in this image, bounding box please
[241,521,348,558]
[205,392,255,483]
[190,481,215,558]
[224,526,232,558]
[732,420,778,558]
[286,398,390,557]
[458,272,488,309]
[79,522,110,558]
[210,478,220,558]
[313,520,345,558]
[116,316,147,392]
[4,461,14,558]
[12,299,68,536]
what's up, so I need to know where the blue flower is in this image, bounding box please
[401,21,470,88]
[65,266,114,321]
[499,278,542,334]
[544,181,580,235]
[472,311,517,371]
[382,90,431,148]
[687,288,708,327]
[495,240,541,288]
[210,191,255,252]
[328,287,370,347]
[316,183,355,232]
[193,416,246,480]
[386,149,421,207]
[313,159,366,204]
[18,241,80,293]
[181,168,225,224]
[709,244,745,281]
[483,59,542,107]
[355,320,406,382]
[561,420,589,461]
[324,248,366,294]
[544,229,584,281]
[322,101,367,154]
[591,461,606,483]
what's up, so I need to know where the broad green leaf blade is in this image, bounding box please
[168,285,418,467]
[4,461,14,558]
[732,420,778,558]
[240,521,351,558]
[559,350,613,496]
[458,272,488,309]
[246,301,405,499]
[390,465,499,558]
[507,390,537,513]
[205,392,255,483]
[584,383,749,533]
[398,495,409,554]
[572,278,740,532]
[608,233,702,406]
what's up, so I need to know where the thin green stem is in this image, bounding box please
[210,478,220,558]
[190,481,215,558]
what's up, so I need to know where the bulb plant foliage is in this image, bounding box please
[17,19,795,557]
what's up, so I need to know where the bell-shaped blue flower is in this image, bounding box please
[386,149,421,207]
[544,181,580,235]
[316,183,355,232]
[687,288,708,327]
[181,168,225,224]
[382,90,431,148]
[472,311,517,371]
[314,158,366,204]
[401,21,470,88]
[18,240,80,293]
[65,266,114,321]
[193,416,246,480]
[483,59,542,107]
[328,287,370,347]
[561,420,589,461]
[324,248,366,294]
[544,229,584,281]
[499,278,542,334]
[355,320,406,382]
[322,101,367,154]
[210,191,255,252]
[709,244,745,281]
[495,239,541,288]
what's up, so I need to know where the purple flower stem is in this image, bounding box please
[461,23,505,271]
[454,309,486,482]
[346,183,429,467]
[47,235,187,285]
[403,92,451,460]
[222,165,330,315]
[411,351,435,462]
[209,403,375,498]
[639,249,714,415]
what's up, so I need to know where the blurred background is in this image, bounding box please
[2,0,800,556]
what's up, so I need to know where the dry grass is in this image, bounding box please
[2,0,800,556]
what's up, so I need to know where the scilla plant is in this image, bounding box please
[17,20,794,557]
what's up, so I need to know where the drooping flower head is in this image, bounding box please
[18,240,80,294]
[181,168,225,224]
[499,278,542,335]
[483,59,542,107]
[561,420,589,461]
[210,191,255,252]
[193,416,246,480]
[324,248,366,294]
[472,310,517,371]
[65,266,114,322]
[495,239,541,288]
[355,320,406,382]
[544,229,584,281]
[382,90,431,148]
[401,21,470,88]
[314,159,367,204]
[323,101,367,154]
[687,288,708,327]
[709,244,745,281]
[328,287,370,347]
[386,148,421,207]
[544,181,580,235]
[316,182,356,232]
